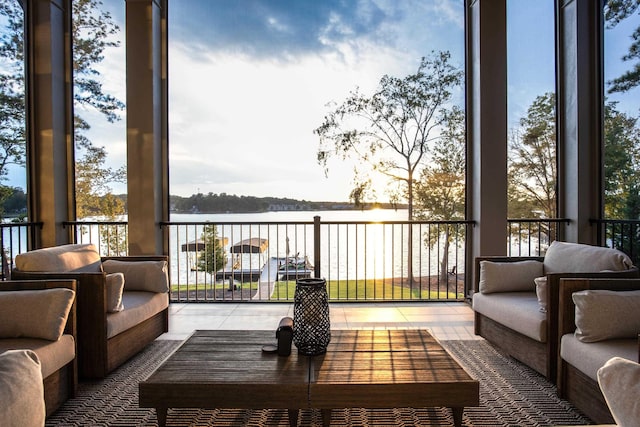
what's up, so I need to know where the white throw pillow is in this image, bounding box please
[573,289,640,342]
[0,288,75,341]
[597,357,640,427]
[102,260,169,293]
[479,260,543,293]
[0,349,46,427]
[106,272,125,312]
[543,241,633,274]
[534,276,548,313]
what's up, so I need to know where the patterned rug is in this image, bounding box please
[45,338,592,426]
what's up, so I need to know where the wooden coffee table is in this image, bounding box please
[139,329,479,427]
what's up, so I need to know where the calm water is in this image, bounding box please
[168,209,466,284]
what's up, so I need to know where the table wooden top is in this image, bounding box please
[139,329,479,411]
[140,330,309,409]
[309,329,479,409]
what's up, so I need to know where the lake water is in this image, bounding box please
[168,209,467,285]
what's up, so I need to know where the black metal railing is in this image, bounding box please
[507,218,570,256]
[26,217,635,303]
[592,219,640,266]
[161,218,474,303]
[0,221,42,279]
[63,220,129,256]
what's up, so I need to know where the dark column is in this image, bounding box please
[556,0,603,243]
[25,0,74,247]
[465,0,509,291]
[125,0,169,255]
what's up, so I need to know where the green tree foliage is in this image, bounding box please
[197,225,227,273]
[72,0,125,220]
[508,92,557,219]
[314,51,463,220]
[414,106,465,280]
[0,1,124,221]
[0,2,26,218]
[604,102,640,219]
[605,0,640,93]
[75,144,125,218]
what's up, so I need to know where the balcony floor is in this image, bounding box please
[160,301,479,341]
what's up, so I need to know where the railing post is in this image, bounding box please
[314,216,321,278]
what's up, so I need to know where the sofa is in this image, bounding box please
[11,243,169,378]
[0,279,77,419]
[557,278,640,424]
[472,241,638,382]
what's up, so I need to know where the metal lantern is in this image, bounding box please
[293,278,331,355]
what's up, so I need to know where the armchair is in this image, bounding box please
[557,278,640,424]
[11,244,169,379]
[0,279,77,416]
[472,241,638,382]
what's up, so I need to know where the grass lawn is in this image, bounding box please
[171,278,463,301]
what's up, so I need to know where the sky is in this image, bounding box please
[166,0,466,201]
[4,0,639,202]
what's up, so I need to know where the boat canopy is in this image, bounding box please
[230,238,269,254]
[181,237,229,252]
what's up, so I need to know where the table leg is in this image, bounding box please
[451,407,463,427]
[287,409,299,427]
[321,409,332,427]
[155,406,168,427]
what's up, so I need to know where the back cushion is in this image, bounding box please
[573,289,640,342]
[0,288,75,341]
[102,260,169,293]
[15,243,102,273]
[479,260,543,293]
[543,241,633,274]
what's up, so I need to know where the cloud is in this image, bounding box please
[170,0,405,61]
[165,0,469,200]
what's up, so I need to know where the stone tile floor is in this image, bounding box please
[160,301,479,341]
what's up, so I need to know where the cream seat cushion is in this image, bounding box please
[560,334,638,381]
[0,336,75,379]
[473,292,547,342]
[106,291,169,339]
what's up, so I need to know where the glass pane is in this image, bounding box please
[72,0,127,220]
[168,0,466,219]
[0,1,27,221]
[603,1,640,220]
[506,0,557,220]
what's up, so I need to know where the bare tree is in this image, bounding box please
[315,51,463,283]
